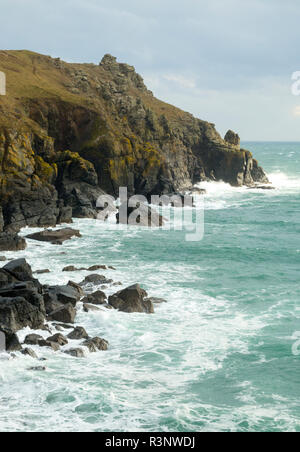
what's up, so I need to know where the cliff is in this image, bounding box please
[0,50,269,248]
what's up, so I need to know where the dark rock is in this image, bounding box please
[26,228,81,244]
[0,256,6,261]
[117,203,165,227]
[4,332,22,351]
[33,269,50,275]
[0,233,26,252]
[224,130,240,147]
[67,281,85,298]
[2,259,34,283]
[47,333,68,346]
[108,284,154,314]
[83,304,101,312]
[38,339,60,351]
[47,304,76,324]
[87,265,107,271]
[80,274,112,286]
[83,340,97,353]
[64,348,85,358]
[28,366,46,371]
[83,337,108,352]
[82,290,107,305]
[52,322,74,330]
[0,296,45,334]
[0,282,45,314]
[21,348,38,359]
[62,265,81,272]
[24,334,44,345]
[44,285,80,310]
[67,326,89,340]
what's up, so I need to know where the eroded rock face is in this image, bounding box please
[109,284,154,314]
[0,51,270,243]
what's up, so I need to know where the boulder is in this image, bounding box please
[0,256,6,262]
[44,285,80,310]
[67,326,89,340]
[0,233,26,252]
[4,332,22,352]
[38,340,60,351]
[62,265,81,272]
[224,130,240,148]
[108,284,154,314]
[82,337,108,352]
[64,348,85,358]
[2,259,34,283]
[82,290,107,305]
[79,274,112,286]
[28,366,46,371]
[21,348,38,359]
[47,304,76,324]
[24,334,44,346]
[33,269,50,275]
[47,333,68,346]
[67,281,85,298]
[87,265,107,271]
[26,228,81,244]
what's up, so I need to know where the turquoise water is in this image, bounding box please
[0,142,300,432]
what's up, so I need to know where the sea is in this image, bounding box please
[0,142,299,432]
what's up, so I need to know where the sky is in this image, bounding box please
[1,0,300,140]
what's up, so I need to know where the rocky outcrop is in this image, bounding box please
[0,50,270,250]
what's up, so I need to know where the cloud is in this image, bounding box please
[1,0,300,139]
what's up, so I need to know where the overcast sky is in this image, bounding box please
[1,0,300,140]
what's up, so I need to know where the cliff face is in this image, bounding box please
[0,50,269,245]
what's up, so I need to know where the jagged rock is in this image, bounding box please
[224,130,240,148]
[47,304,76,324]
[0,296,45,334]
[0,282,45,314]
[82,290,107,305]
[79,274,112,286]
[67,326,89,340]
[26,228,81,244]
[64,348,85,358]
[24,334,44,346]
[82,337,108,352]
[2,259,34,283]
[47,333,68,346]
[117,203,165,227]
[21,348,38,359]
[38,339,60,351]
[67,281,85,298]
[108,284,154,314]
[4,332,22,352]
[44,285,80,313]
[0,233,26,252]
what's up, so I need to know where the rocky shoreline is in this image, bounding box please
[0,250,164,367]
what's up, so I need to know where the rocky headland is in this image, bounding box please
[0,50,269,251]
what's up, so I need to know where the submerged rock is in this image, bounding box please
[21,348,38,359]
[79,274,112,286]
[64,348,85,358]
[24,334,44,346]
[47,333,68,346]
[82,337,108,352]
